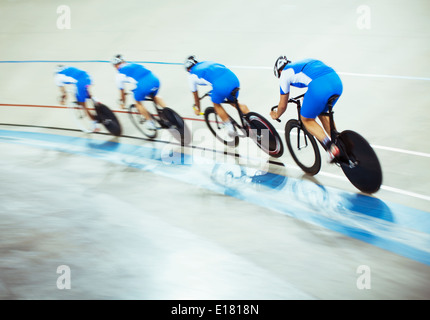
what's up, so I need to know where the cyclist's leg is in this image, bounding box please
[300,88,328,145]
[213,103,229,122]
[301,74,342,142]
[301,115,339,162]
[76,77,97,117]
[224,84,249,115]
[212,72,245,136]
[212,92,234,135]
[300,117,326,144]
[134,79,157,121]
[211,84,232,123]
[76,80,100,132]
[146,75,166,109]
[213,71,246,112]
[317,74,342,137]
[153,95,166,108]
[300,76,341,160]
[236,102,250,115]
[134,100,152,120]
[318,114,333,135]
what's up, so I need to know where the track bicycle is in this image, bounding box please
[272,94,382,193]
[200,89,284,158]
[128,95,191,146]
[65,86,122,136]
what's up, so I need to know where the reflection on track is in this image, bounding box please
[0,128,429,266]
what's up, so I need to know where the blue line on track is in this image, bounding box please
[1,60,429,81]
[0,60,182,65]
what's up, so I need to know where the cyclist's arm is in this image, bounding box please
[192,91,200,109]
[271,93,289,120]
[59,86,67,105]
[115,73,128,107]
[271,68,294,120]
[118,88,126,108]
[188,73,204,110]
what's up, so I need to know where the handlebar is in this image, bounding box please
[271,105,281,122]
[271,94,305,123]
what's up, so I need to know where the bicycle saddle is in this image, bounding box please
[327,95,340,107]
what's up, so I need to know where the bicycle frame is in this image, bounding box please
[143,96,162,118]
[281,93,342,150]
[281,94,315,151]
[199,90,248,136]
[125,91,162,123]
[289,94,359,167]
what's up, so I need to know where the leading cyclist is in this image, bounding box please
[270,56,343,161]
[112,54,167,130]
[54,65,100,132]
[184,55,250,137]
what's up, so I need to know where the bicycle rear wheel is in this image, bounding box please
[128,104,157,139]
[94,103,122,136]
[159,107,192,146]
[204,107,239,147]
[245,112,284,158]
[285,119,321,175]
[336,130,382,193]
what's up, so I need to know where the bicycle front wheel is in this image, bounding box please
[94,103,122,136]
[204,107,239,147]
[336,130,382,193]
[245,112,284,158]
[159,107,192,146]
[285,119,321,175]
[128,104,157,139]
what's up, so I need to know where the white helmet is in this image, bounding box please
[184,55,198,71]
[112,54,125,65]
[274,56,290,78]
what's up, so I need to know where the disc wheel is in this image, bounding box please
[159,107,192,146]
[245,112,284,158]
[94,103,122,136]
[336,130,382,193]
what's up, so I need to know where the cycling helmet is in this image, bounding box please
[54,64,66,74]
[274,56,290,78]
[184,55,198,71]
[112,54,125,65]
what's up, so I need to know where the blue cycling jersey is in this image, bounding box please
[116,63,160,101]
[279,59,335,94]
[188,61,240,104]
[55,67,90,86]
[118,63,152,80]
[116,63,156,90]
[54,67,92,103]
[189,61,231,84]
[279,59,343,118]
[58,67,89,81]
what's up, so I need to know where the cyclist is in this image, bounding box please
[54,65,100,132]
[270,56,343,161]
[112,54,166,129]
[184,55,249,137]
